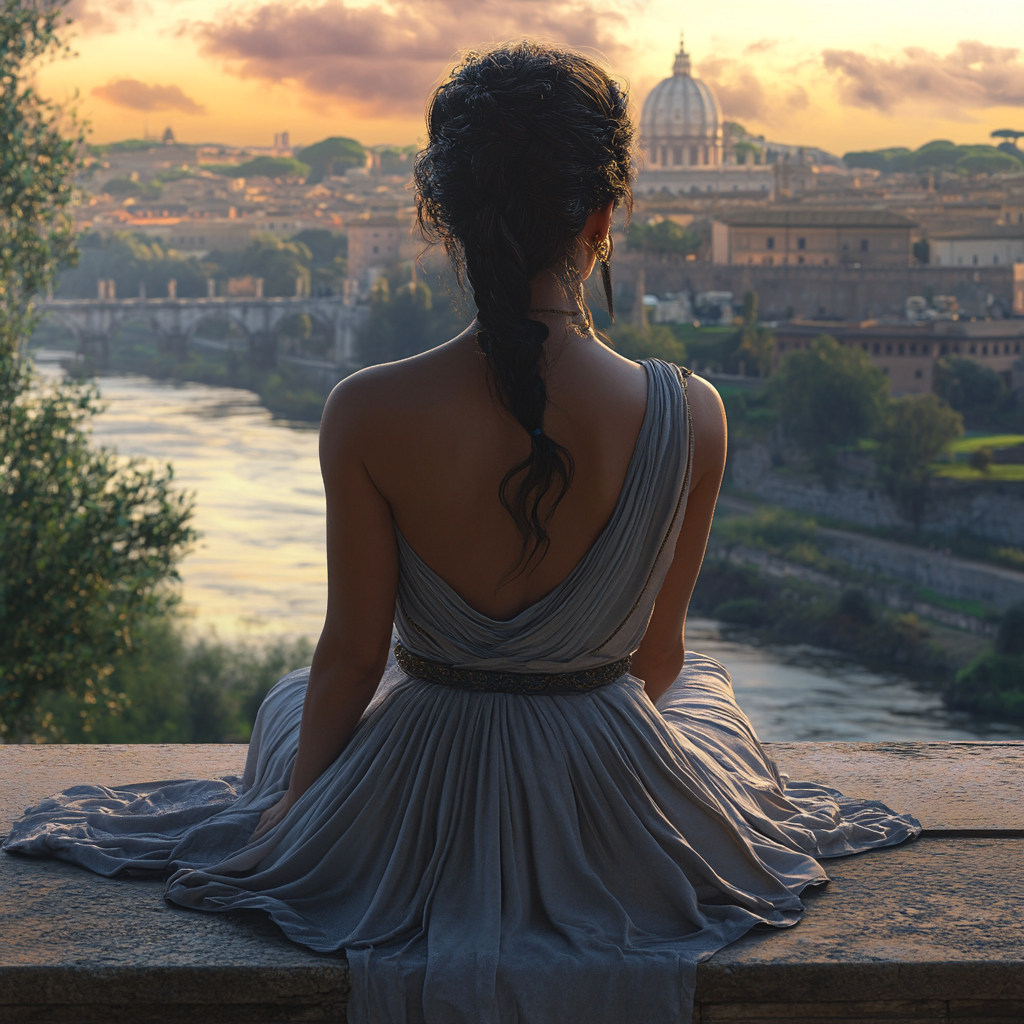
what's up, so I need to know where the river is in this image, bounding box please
[32,355,1024,743]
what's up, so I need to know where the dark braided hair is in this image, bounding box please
[414,40,634,573]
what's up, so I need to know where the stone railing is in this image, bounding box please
[2,742,1022,1023]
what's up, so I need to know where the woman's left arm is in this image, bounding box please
[252,374,398,842]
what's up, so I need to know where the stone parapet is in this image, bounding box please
[2,742,1021,1023]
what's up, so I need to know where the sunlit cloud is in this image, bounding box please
[822,41,1024,113]
[187,0,634,114]
[91,78,207,114]
[65,0,136,35]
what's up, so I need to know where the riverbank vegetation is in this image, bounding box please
[700,504,1024,722]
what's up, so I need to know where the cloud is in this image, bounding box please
[91,79,207,115]
[822,41,1024,112]
[187,0,633,115]
[64,0,135,35]
[743,38,777,57]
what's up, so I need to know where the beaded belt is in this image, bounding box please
[393,643,630,695]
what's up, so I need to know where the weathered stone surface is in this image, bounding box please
[2,744,1022,1022]
[0,745,246,834]
[765,741,1024,834]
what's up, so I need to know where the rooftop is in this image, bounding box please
[714,208,916,229]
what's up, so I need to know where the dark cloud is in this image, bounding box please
[188,0,632,114]
[822,41,1024,112]
[91,79,207,114]
[64,0,135,35]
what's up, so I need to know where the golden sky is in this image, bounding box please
[37,0,1024,157]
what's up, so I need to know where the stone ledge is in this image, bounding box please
[2,743,1022,1023]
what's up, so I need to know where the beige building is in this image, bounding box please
[928,227,1024,268]
[776,319,1024,395]
[712,209,914,268]
[346,214,421,287]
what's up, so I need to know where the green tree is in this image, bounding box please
[625,219,702,257]
[213,155,310,180]
[607,323,687,364]
[210,235,312,297]
[357,273,466,365]
[731,291,775,376]
[0,0,196,740]
[877,393,963,527]
[55,231,212,299]
[297,137,366,183]
[770,335,889,474]
[933,356,1006,428]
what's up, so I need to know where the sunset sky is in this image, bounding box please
[37,0,1024,157]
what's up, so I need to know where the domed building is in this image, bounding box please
[640,42,722,170]
[637,38,775,197]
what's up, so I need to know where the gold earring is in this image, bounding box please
[594,236,614,324]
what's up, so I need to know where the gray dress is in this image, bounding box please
[4,359,919,1024]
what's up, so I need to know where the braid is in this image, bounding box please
[415,41,633,572]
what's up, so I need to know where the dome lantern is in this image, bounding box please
[639,33,723,170]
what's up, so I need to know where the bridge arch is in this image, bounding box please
[184,310,252,348]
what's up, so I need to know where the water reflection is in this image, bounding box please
[35,355,328,639]
[31,358,1023,741]
[687,618,1024,742]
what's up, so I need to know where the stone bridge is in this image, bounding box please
[36,296,369,371]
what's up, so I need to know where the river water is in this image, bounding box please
[33,355,1024,743]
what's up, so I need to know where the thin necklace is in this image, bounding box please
[528,307,591,338]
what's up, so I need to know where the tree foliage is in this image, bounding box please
[770,334,889,473]
[731,290,775,376]
[843,139,1024,176]
[212,156,310,180]
[876,393,963,526]
[297,137,366,183]
[932,356,1007,428]
[625,219,701,257]
[357,275,464,364]
[0,0,196,740]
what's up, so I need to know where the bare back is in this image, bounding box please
[318,328,727,700]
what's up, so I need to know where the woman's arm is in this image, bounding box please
[252,375,398,842]
[629,374,727,704]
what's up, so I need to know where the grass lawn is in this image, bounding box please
[932,461,1024,481]
[948,434,1024,454]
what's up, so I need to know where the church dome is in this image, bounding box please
[640,38,723,169]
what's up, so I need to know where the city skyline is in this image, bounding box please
[37,0,1024,156]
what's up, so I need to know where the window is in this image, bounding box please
[766,236,775,250]
[982,345,988,356]
[797,237,806,250]
[673,146,683,165]
[1019,213,1023,225]
[885,344,893,354]
[914,369,923,379]
[1016,344,1021,354]
[372,245,379,254]
[859,239,869,252]
[940,345,948,355]
[910,344,917,354]
[797,256,805,265]
[969,344,976,354]
[690,145,699,165]
[823,258,830,265]
[994,255,1000,264]
[898,344,905,355]
[972,254,979,265]
[862,343,868,351]
[873,343,881,354]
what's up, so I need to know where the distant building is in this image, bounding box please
[636,38,775,197]
[776,318,1024,395]
[162,126,175,145]
[711,209,915,268]
[927,227,1024,267]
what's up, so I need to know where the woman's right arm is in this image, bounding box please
[629,374,727,704]
[251,373,398,842]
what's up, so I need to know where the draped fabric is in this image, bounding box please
[4,359,919,1024]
